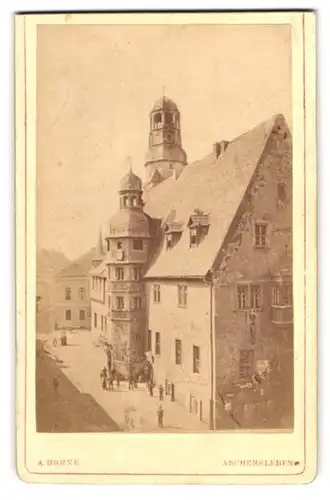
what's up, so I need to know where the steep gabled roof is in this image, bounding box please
[89,259,108,277]
[143,114,286,279]
[56,247,95,277]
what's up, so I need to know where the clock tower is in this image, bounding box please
[145,96,187,186]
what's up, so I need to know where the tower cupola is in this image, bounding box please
[118,167,143,210]
[145,96,187,186]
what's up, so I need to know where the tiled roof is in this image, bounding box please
[56,248,95,277]
[89,259,108,277]
[143,114,285,279]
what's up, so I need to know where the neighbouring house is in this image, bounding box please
[53,248,95,330]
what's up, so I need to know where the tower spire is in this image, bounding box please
[126,155,132,173]
[96,226,104,256]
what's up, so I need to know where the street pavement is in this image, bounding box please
[37,329,208,433]
[36,339,120,432]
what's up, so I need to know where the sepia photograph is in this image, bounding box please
[16,12,316,483]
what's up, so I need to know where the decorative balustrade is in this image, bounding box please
[110,309,131,320]
[108,281,142,293]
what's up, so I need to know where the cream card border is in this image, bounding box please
[15,11,317,484]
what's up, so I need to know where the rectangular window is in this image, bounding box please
[272,286,280,306]
[79,310,85,320]
[239,350,254,379]
[277,182,287,202]
[255,223,267,248]
[94,313,97,328]
[190,228,197,248]
[178,285,188,307]
[133,239,143,250]
[193,345,200,373]
[147,329,152,351]
[250,285,261,309]
[108,295,111,309]
[166,233,173,249]
[133,267,140,280]
[115,267,124,281]
[283,284,293,306]
[153,284,160,303]
[65,287,71,300]
[116,296,124,310]
[237,285,249,309]
[65,310,71,321]
[175,339,182,365]
[155,332,161,356]
[133,297,142,309]
[101,315,104,331]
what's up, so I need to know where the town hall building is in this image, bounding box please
[90,96,293,431]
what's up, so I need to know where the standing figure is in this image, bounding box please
[157,404,164,428]
[61,329,67,346]
[128,374,134,391]
[116,371,120,389]
[134,373,139,389]
[108,374,114,391]
[100,367,107,391]
[149,381,154,397]
[53,376,59,398]
[159,384,164,401]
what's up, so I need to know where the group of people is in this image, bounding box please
[100,364,165,428]
[100,366,121,391]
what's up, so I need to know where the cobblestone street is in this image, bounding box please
[37,330,208,433]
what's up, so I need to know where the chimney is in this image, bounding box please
[213,140,229,158]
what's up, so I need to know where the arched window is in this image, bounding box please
[79,287,85,300]
[65,287,71,300]
[153,112,162,129]
[164,112,173,125]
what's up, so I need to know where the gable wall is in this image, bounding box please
[213,116,293,429]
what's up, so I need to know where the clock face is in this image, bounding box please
[153,131,162,145]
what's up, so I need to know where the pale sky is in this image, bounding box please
[37,24,292,261]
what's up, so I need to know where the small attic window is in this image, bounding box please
[188,210,210,248]
[190,228,197,248]
[165,222,183,250]
[166,233,173,249]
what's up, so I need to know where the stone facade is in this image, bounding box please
[212,115,293,429]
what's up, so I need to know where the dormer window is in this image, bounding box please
[188,210,210,248]
[165,222,183,250]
